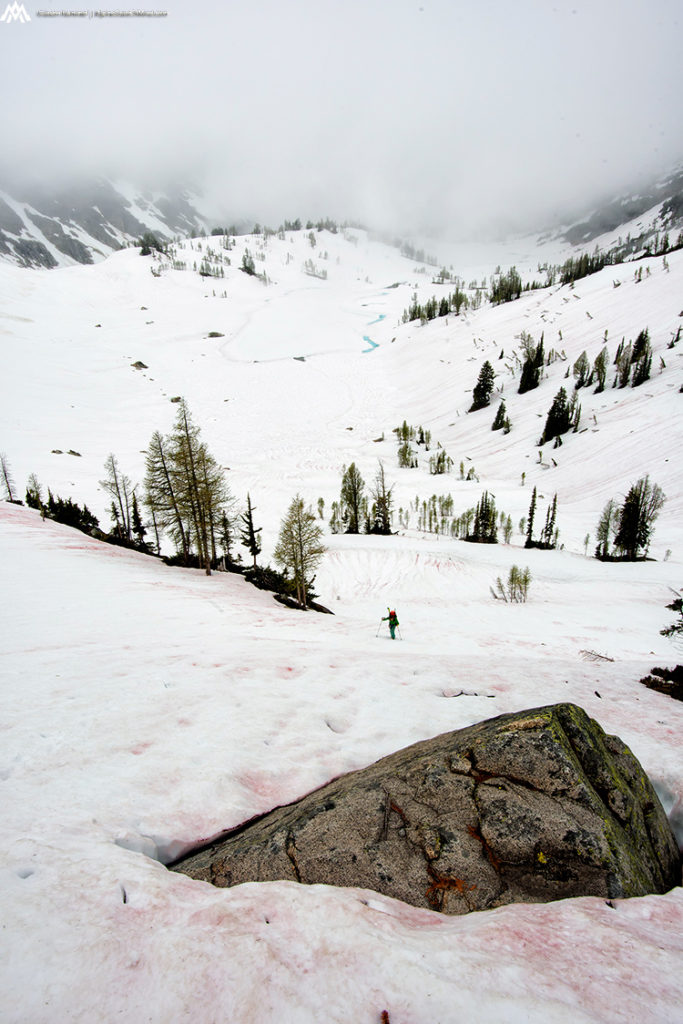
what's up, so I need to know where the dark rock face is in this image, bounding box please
[0,178,210,268]
[172,704,681,914]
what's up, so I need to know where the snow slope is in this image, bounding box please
[1,228,682,1022]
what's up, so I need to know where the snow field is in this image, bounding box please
[1,226,682,1022]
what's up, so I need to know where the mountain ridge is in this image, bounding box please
[2,161,683,270]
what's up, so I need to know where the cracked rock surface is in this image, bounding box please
[171,703,681,913]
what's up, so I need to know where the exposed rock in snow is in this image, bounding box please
[173,703,681,912]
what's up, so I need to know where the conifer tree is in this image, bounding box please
[518,335,544,394]
[540,494,558,548]
[467,491,498,542]
[370,461,393,534]
[339,463,365,533]
[613,476,665,560]
[631,331,652,387]
[170,402,226,573]
[661,594,683,638]
[25,473,43,510]
[100,453,133,541]
[616,342,632,387]
[573,351,590,388]
[273,495,326,609]
[470,360,496,411]
[131,493,147,548]
[595,498,618,559]
[631,328,650,364]
[525,486,537,548]
[593,346,609,393]
[539,387,580,445]
[1,453,17,502]
[241,249,256,275]
[491,400,507,430]
[240,493,262,568]
[144,429,190,562]
[144,401,230,573]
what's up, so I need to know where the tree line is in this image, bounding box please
[2,402,327,610]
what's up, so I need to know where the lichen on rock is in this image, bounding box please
[171,703,681,914]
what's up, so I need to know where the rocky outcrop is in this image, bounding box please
[172,704,681,914]
[0,178,210,268]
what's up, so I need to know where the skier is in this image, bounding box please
[382,607,399,640]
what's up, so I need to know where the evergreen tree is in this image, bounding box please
[273,495,326,609]
[370,461,393,534]
[661,594,683,638]
[518,335,544,394]
[397,440,416,468]
[45,491,99,533]
[100,453,133,541]
[339,463,365,533]
[489,266,522,304]
[131,492,147,548]
[25,473,43,510]
[139,232,163,256]
[466,491,498,543]
[428,449,453,474]
[539,387,580,445]
[593,346,609,393]
[631,328,650,364]
[219,509,239,565]
[491,400,507,430]
[240,493,262,568]
[631,331,652,387]
[595,498,618,559]
[613,476,665,560]
[525,486,537,548]
[241,249,256,275]
[540,494,558,548]
[616,341,632,387]
[573,351,590,388]
[470,360,496,411]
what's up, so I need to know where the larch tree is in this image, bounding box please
[274,494,326,609]
[100,453,134,540]
[144,429,190,562]
[1,453,17,502]
[143,400,230,573]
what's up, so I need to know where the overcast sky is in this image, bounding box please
[1,0,682,237]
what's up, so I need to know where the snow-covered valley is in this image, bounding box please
[1,226,682,1022]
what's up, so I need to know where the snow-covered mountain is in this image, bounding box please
[555,162,683,252]
[1,222,682,1022]
[2,161,683,272]
[0,176,212,269]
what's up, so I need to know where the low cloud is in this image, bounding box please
[2,0,681,238]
